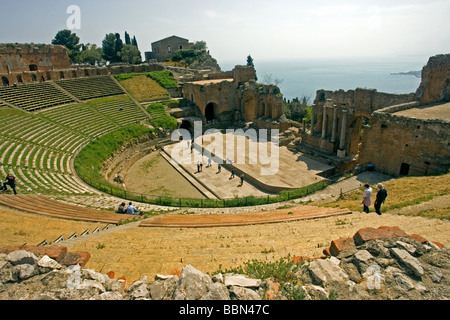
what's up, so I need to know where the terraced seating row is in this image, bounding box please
[55,76,124,101]
[87,95,149,126]
[39,103,118,138]
[0,82,75,112]
[0,194,136,224]
[0,109,96,195]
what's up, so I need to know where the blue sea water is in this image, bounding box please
[220,57,425,102]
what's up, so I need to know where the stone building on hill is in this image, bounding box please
[145,36,194,62]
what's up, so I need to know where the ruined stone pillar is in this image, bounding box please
[321,105,327,139]
[331,105,338,143]
[310,104,315,135]
[337,109,348,158]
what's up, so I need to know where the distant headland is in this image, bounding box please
[390,70,421,78]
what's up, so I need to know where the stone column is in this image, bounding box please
[331,105,338,143]
[310,104,315,135]
[337,109,348,158]
[321,105,327,139]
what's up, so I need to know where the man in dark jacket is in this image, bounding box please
[374,183,387,215]
[1,173,17,195]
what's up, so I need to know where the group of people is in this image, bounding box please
[361,183,388,215]
[0,173,17,195]
[116,202,142,215]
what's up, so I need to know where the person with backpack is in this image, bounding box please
[1,172,17,195]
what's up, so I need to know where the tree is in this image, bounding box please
[114,33,123,57]
[132,36,138,48]
[102,33,118,63]
[246,55,254,67]
[124,31,131,45]
[78,44,104,66]
[119,44,142,64]
[52,29,81,63]
[102,33,125,63]
[285,96,311,123]
[191,41,207,51]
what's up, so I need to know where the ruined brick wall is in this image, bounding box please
[415,54,450,104]
[182,66,286,129]
[360,102,450,176]
[0,44,71,74]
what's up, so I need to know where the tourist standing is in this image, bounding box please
[374,183,388,215]
[361,184,372,213]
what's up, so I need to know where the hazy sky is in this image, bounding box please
[1,0,449,66]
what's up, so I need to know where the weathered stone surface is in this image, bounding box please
[0,227,449,301]
[330,237,356,256]
[224,274,261,288]
[303,285,329,300]
[390,248,424,277]
[13,264,36,280]
[82,269,106,284]
[353,226,408,245]
[149,275,179,300]
[99,291,123,300]
[229,286,260,300]
[23,245,68,262]
[59,252,90,267]
[409,234,428,244]
[38,256,62,270]
[396,241,417,255]
[173,265,212,300]
[7,250,38,266]
[309,258,349,286]
[129,283,149,300]
[200,282,230,300]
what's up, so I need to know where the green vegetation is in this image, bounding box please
[117,75,169,101]
[146,102,178,130]
[216,254,303,283]
[74,124,154,185]
[115,71,178,89]
[284,96,311,123]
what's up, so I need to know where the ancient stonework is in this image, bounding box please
[1,226,448,300]
[415,54,450,104]
[182,66,289,131]
[292,53,450,176]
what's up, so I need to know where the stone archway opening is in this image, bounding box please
[1,76,9,87]
[180,120,192,131]
[205,102,218,121]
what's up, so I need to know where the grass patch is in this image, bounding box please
[215,254,303,283]
[323,172,450,220]
[74,124,154,186]
[146,102,178,130]
[118,75,169,102]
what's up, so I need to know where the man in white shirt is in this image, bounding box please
[361,184,373,214]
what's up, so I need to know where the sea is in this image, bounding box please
[220,56,425,103]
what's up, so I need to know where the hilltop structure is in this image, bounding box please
[145,35,194,62]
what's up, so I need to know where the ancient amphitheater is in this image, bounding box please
[0,45,449,296]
